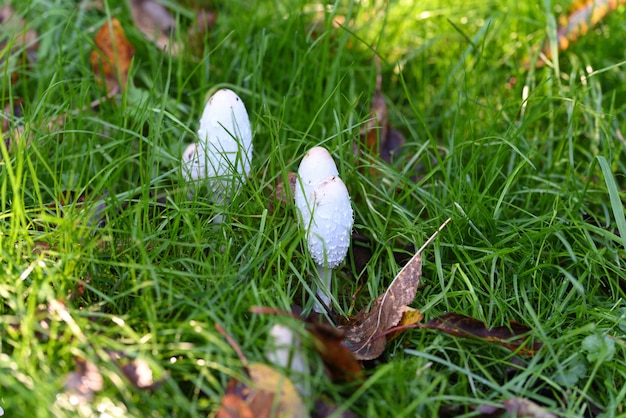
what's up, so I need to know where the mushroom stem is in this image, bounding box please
[314,263,332,313]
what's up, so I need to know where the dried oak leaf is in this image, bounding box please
[90,18,135,93]
[419,313,542,356]
[216,363,307,418]
[339,252,422,360]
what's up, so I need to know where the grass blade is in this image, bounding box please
[597,156,626,251]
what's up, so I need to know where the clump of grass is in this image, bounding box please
[1,0,626,416]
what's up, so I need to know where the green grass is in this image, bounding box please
[2,0,626,416]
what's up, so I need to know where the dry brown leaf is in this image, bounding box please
[216,363,308,418]
[542,0,623,65]
[130,0,181,55]
[307,320,364,382]
[418,313,542,356]
[250,306,364,383]
[340,218,450,360]
[340,251,422,360]
[90,18,135,93]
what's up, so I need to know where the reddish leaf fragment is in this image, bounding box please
[307,321,364,382]
[217,390,256,418]
[90,18,135,93]
[420,313,542,355]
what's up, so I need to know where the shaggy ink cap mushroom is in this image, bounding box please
[295,146,353,312]
[182,89,253,201]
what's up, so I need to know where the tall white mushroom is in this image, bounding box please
[294,146,353,312]
[182,89,253,214]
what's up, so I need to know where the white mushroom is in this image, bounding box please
[182,89,253,206]
[294,146,353,312]
[266,324,309,396]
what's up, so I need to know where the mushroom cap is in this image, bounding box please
[295,147,353,268]
[297,147,339,187]
[182,89,253,197]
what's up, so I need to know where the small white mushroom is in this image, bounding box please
[182,89,253,206]
[266,324,309,396]
[295,146,353,312]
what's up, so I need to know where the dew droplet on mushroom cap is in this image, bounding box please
[303,176,353,268]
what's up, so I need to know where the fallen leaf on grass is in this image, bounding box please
[386,307,424,342]
[105,350,168,391]
[340,219,450,360]
[340,251,422,360]
[356,56,406,171]
[477,397,558,418]
[307,320,364,382]
[216,363,307,418]
[91,18,135,94]
[417,313,542,355]
[215,322,308,418]
[250,307,364,383]
[130,0,181,55]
